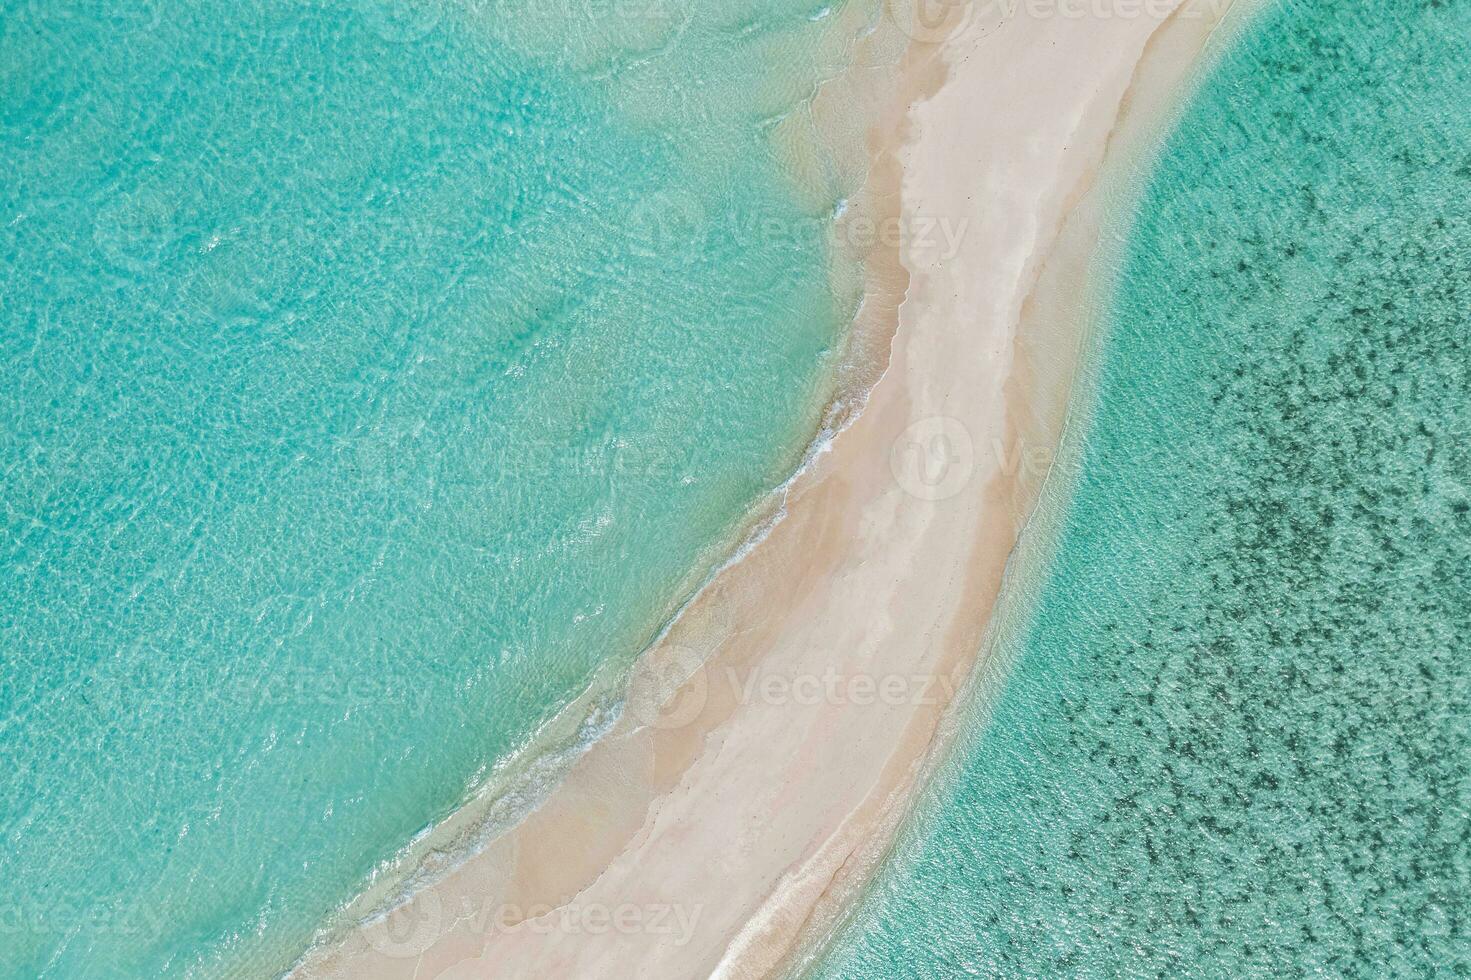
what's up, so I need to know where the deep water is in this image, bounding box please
[809,0,1471,975]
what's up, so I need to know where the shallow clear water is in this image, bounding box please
[809,0,1471,975]
[0,0,876,974]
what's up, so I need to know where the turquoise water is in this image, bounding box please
[0,0,880,975]
[809,0,1471,975]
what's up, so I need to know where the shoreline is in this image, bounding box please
[282,5,914,974]
[776,1,1266,973]
[295,2,1246,977]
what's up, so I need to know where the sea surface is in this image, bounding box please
[0,0,883,975]
[808,0,1471,975]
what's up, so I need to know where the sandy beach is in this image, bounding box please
[296,1,1245,976]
